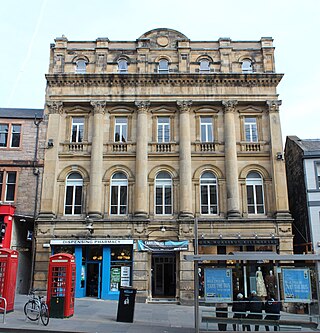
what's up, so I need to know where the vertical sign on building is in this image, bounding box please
[204,268,233,303]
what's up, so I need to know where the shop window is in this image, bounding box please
[114,117,127,142]
[158,59,169,74]
[199,59,210,73]
[155,171,172,215]
[0,123,21,148]
[200,172,218,214]
[87,246,102,261]
[75,59,87,74]
[0,170,17,202]
[157,117,170,143]
[71,117,84,143]
[200,117,213,142]
[64,172,83,215]
[246,171,265,214]
[110,172,128,215]
[242,59,253,73]
[110,245,132,291]
[244,117,258,142]
[118,59,128,73]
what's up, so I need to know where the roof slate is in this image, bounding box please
[0,108,43,119]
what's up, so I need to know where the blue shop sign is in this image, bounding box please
[204,268,233,303]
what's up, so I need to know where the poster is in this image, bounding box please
[121,266,131,287]
[110,267,121,291]
[282,268,312,303]
[204,268,233,303]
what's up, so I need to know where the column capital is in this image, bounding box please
[177,100,192,113]
[266,100,282,113]
[90,100,107,114]
[222,100,238,113]
[135,101,150,113]
[47,101,63,114]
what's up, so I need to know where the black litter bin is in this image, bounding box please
[116,287,137,323]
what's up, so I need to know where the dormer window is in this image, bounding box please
[75,59,87,74]
[242,59,253,73]
[199,59,210,73]
[118,59,128,73]
[158,59,169,74]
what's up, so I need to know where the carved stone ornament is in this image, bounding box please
[135,101,150,113]
[47,101,63,114]
[157,36,169,47]
[90,100,107,114]
[222,100,238,113]
[267,100,282,113]
[177,100,192,112]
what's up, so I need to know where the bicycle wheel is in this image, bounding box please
[40,302,49,326]
[24,300,40,321]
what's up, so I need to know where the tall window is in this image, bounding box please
[317,164,320,188]
[242,59,253,73]
[0,171,17,202]
[155,171,172,215]
[246,171,264,214]
[110,172,128,215]
[71,117,84,143]
[200,117,213,142]
[118,59,128,73]
[76,59,87,74]
[199,59,210,73]
[114,117,127,142]
[200,172,218,214]
[157,117,170,143]
[158,59,169,74]
[244,117,258,142]
[0,124,21,148]
[65,173,83,215]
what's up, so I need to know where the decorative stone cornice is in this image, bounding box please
[222,100,238,113]
[135,101,150,113]
[266,100,282,113]
[46,101,63,114]
[177,100,192,113]
[90,100,107,114]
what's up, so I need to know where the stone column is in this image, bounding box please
[39,101,63,217]
[88,100,106,218]
[134,101,150,218]
[222,100,241,217]
[267,100,291,218]
[177,100,193,218]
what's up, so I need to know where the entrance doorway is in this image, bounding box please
[86,263,101,298]
[152,254,176,297]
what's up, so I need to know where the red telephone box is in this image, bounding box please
[0,248,18,312]
[47,253,76,318]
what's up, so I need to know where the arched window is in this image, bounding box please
[200,172,218,214]
[199,59,210,73]
[158,59,169,74]
[246,171,264,214]
[75,59,87,74]
[110,172,128,215]
[155,171,172,215]
[242,59,253,73]
[118,59,128,73]
[65,172,83,215]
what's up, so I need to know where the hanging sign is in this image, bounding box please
[137,240,188,251]
[204,268,233,303]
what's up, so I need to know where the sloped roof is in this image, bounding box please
[0,108,43,119]
[287,136,320,156]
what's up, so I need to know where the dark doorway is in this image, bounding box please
[86,263,101,298]
[152,254,176,297]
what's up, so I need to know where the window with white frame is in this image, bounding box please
[110,172,128,215]
[71,117,84,143]
[75,59,87,74]
[317,164,320,188]
[114,117,127,142]
[118,59,128,73]
[242,59,253,73]
[200,172,218,214]
[0,170,17,202]
[155,171,172,215]
[244,117,258,142]
[246,171,265,214]
[200,117,213,142]
[199,59,210,73]
[0,123,21,148]
[64,172,83,215]
[158,59,169,74]
[157,117,170,143]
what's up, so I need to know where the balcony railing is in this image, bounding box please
[240,142,262,152]
[61,142,90,153]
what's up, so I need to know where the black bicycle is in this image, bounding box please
[24,291,49,326]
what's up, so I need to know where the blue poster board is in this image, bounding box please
[204,268,233,303]
[282,268,312,303]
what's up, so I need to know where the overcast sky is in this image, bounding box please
[1,0,319,142]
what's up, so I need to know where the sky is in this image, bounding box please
[1,0,319,142]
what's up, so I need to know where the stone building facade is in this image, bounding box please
[35,28,292,304]
[0,108,45,293]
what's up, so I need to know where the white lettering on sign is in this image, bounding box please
[50,239,134,245]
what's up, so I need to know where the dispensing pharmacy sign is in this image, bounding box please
[282,268,312,303]
[204,268,233,303]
